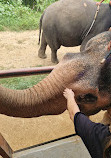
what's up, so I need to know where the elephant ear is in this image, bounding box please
[98,55,111,93]
[84,31,111,53]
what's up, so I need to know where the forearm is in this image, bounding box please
[67,98,80,121]
[63,88,80,121]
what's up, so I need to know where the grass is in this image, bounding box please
[0,74,48,90]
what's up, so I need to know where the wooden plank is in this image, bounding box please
[0,133,13,158]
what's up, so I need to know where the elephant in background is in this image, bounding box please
[38,0,111,63]
[0,31,111,122]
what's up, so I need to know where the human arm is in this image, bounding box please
[63,88,110,141]
[63,88,110,157]
[63,88,80,121]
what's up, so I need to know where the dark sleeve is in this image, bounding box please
[74,112,111,158]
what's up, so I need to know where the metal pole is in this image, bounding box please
[0,66,55,78]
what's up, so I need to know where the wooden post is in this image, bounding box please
[0,133,13,158]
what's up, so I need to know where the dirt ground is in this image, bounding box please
[0,30,105,151]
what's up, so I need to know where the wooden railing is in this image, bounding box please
[0,133,13,158]
[0,66,54,158]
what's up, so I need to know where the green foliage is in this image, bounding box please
[0,0,58,11]
[0,1,23,17]
[35,0,58,12]
[0,0,58,31]
[0,0,42,31]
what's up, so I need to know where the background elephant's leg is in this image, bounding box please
[51,48,59,63]
[38,32,47,59]
[50,39,60,63]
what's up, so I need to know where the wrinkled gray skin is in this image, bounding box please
[38,0,111,63]
[0,31,111,120]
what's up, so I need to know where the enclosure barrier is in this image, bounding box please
[0,133,13,158]
[0,66,54,158]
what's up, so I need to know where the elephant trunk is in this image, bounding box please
[0,70,67,118]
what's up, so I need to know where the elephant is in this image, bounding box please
[38,0,111,63]
[1,31,111,120]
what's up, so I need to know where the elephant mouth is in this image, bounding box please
[76,93,98,103]
[85,108,101,116]
[76,93,111,115]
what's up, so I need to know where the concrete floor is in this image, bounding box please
[13,135,91,158]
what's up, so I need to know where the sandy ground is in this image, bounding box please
[0,30,105,151]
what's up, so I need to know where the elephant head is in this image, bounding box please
[1,31,111,118]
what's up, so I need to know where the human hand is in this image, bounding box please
[63,88,80,121]
[63,88,75,100]
[96,2,101,5]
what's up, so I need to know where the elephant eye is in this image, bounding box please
[77,93,97,103]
